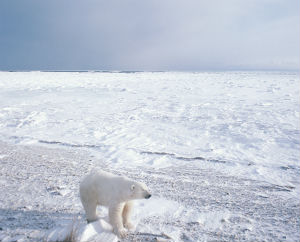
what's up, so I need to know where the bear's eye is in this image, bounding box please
[131,185,135,191]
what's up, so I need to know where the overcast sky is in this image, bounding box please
[0,0,299,71]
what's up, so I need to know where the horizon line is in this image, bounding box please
[0,69,299,73]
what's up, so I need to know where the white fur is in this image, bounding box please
[79,170,151,238]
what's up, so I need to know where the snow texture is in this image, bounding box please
[0,71,299,242]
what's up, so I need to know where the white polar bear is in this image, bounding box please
[79,170,151,238]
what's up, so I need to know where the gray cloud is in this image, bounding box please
[0,0,299,70]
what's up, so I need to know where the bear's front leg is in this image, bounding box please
[122,201,135,230]
[109,203,127,238]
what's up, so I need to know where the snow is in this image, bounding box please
[0,71,299,241]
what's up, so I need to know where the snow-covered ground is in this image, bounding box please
[0,71,299,241]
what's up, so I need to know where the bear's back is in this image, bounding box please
[81,170,131,206]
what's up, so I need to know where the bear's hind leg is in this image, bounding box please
[82,199,99,223]
[122,201,134,230]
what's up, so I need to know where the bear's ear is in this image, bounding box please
[131,184,135,191]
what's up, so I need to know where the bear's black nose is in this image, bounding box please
[145,194,151,199]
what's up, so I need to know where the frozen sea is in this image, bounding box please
[0,71,299,242]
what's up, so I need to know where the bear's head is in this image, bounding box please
[130,181,151,200]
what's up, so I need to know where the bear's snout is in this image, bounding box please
[145,193,151,199]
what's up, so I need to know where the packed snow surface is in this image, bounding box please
[0,71,299,241]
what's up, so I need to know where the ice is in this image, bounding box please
[47,219,118,242]
[79,220,117,242]
[0,71,299,241]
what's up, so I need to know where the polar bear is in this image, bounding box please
[79,170,151,238]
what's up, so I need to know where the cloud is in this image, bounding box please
[0,0,299,70]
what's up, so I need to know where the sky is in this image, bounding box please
[0,0,299,71]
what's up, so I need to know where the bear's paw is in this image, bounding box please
[114,227,127,238]
[124,221,135,231]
